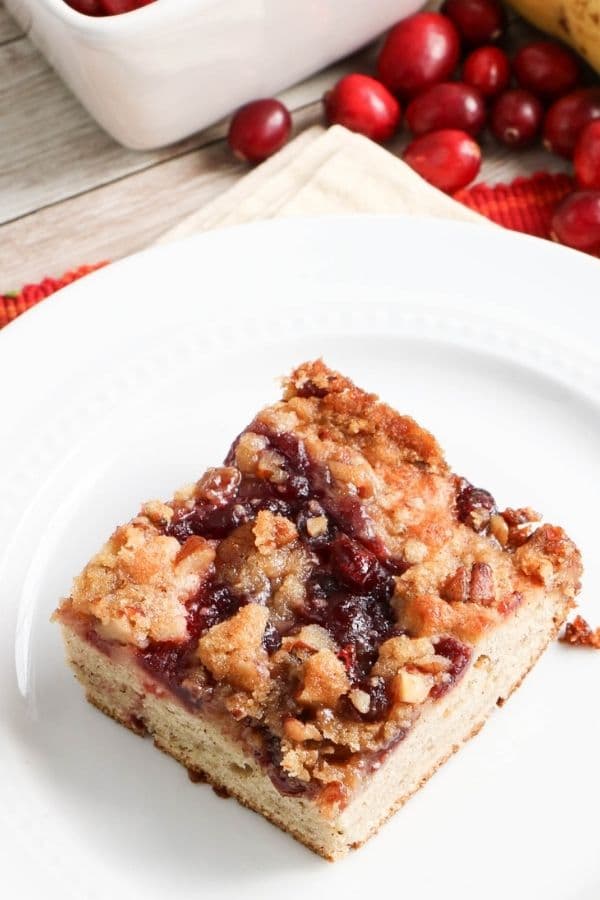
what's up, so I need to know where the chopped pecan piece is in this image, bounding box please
[561,615,600,649]
[442,563,495,605]
[348,688,371,714]
[501,507,542,526]
[441,566,470,603]
[253,510,298,555]
[490,514,509,546]
[391,670,433,705]
[469,562,495,605]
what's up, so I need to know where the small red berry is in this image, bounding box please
[324,74,401,142]
[441,0,505,45]
[551,191,600,253]
[514,41,580,100]
[228,99,292,164]
[64,0,105,12]
[402,129,481,193]
[491,89,543,148]
[543,88,600,158]
[406,82,486,137]
[100,0,154,12]
[574,121,600,190]
[463,45,510,98]
[377,13,460,97]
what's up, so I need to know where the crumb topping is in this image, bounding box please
[67,519,215,648]
[197,603,270,692]
[57,360,583,807]
[297,649,350,708]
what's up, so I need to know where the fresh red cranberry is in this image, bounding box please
[64,0,105,12]
[402,129,481,193]
[228,99,292,164]
[324,74,401,142]
[441,0,505,45]
[551,191,600,253]
[491,89,543,147]
[330,534,379,588]
[544,88,600,158]
[456,480,496,532]
[463,45,511,98]
[514,41,580,100]
[100,0,154,12]
[406,82,486,137]
[574,121,600,190]
[377,13,460,97]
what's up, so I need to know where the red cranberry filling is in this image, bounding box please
[137,584,244,681]
[301,570,397,684]
[259,731,316,797]
[160,427,414,702]
[430,635,472,698]
[294,379,330,399]
[129,423,478,794]
[330,534,381,589]
[456,478,497,533]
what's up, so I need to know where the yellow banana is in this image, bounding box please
[506,0,600,74]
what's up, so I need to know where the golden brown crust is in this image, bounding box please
[283,359,448,473]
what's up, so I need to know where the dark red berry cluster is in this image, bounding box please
[227,1,600,253]
[64,0,154,14]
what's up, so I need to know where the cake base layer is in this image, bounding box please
[61,586,569,860]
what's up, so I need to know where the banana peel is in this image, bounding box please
[506,0,600,74]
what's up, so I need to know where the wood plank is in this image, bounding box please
[0,4,23,44]
[1,121,561,290]
[0,26,368,224]
[0,103,325,288]
[0,39,219,223]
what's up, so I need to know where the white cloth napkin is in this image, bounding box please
[158,125,487,243]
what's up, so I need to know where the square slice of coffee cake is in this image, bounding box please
[55,361,581,859]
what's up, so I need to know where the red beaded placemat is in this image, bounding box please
[0,172,579,331]
[456,171,574,239]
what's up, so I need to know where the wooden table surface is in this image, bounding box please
[0,3,570,290]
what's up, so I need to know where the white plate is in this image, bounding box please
[1,216,599,900]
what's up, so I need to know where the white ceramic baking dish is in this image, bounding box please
[5,0,424,150]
